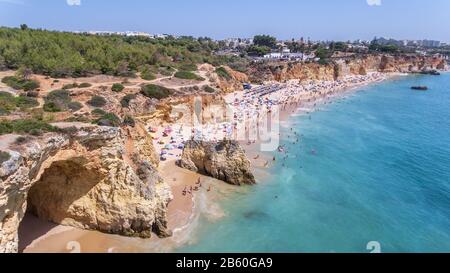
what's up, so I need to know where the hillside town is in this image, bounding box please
[73,30,450,64]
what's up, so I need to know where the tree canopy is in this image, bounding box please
[0,27,238,78]
[253,35,277,49]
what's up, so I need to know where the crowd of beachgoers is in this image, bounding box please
[148,72,388,163]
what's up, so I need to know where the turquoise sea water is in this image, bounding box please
[179,73,450,253]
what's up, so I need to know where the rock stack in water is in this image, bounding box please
[178,140,256,186]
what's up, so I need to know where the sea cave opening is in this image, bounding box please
[18,158,101,252]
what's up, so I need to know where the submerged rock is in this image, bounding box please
[178,140,256,186]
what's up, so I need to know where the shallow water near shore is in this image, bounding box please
[178,73,450,253]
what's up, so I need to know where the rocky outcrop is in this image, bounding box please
[178,140,256,186]
[200,64,249,93]
[0,125,172,253]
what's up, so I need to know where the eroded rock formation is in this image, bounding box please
[178,140,256,186]
[0,125,172,253]
[247,54,448,83]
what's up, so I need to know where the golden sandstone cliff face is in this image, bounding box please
[247,54,447,83]
[200,64,249,93]
[0,125,172,253]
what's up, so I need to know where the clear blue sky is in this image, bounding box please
[0,0,449,42]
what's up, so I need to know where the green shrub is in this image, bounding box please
[120,94,136,108]
[123,115,136,127]
[141,84,173,100]
[203,85,216,93]
[62,83,79,89]
[111,83,125,92]
[44,89,71,112]
[179,63,197,71]
[0,92,17,114]
[15,96,38,109]
[46,90,71,104]
[0,91,38,114]
[78,83,92,88]
[0,119,59,135]
[94,113,121,127]
[87,96,107,107]
[1,76,40,91]
[215,67,232,80]
[141,71,156,81]
[91,108,107,116]
[43,102,62,112]
[22,80,40,91]
[174,71,205,81]
[29,128,43,136]
[0,151,11,164]
[68,101,83,112]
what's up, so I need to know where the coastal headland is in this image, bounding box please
[0,28,448,253]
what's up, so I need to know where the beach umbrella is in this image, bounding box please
[164,144,174,150]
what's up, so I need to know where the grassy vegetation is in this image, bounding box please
[141,71,156,81]
[123,115,135,127]
[158,66,175,76]
[62,83,79,89]
[215,67,232,80]
[87,95,107,107]
[140,84,173,100]
[111,83,125,92]
[120,94,136,108]
[0,151,11,164]
[174,71,205,81]
[94,112,121,127]
[0,91,38,115]
[1,76,40,91]
[0,118,59,136]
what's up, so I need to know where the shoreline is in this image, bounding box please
[20,72,403,253]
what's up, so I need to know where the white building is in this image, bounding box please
[263,51,315,61]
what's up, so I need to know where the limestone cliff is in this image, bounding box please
[200,64,249,93]
[0,125,172,253]
[178,140,256,186]
[247,54,448,83]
